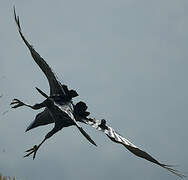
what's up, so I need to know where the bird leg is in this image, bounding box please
[10,98,46,110]
[24,125,62,160]
[24,137,47,160]
[11,98,30,108]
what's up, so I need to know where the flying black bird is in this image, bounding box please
[11,6,185,178]
[12,7,97,159]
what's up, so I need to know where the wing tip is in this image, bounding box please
[160,164,187,178]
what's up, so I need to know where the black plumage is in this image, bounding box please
[11,6,186,178]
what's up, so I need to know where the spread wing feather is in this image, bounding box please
[82,118,186,178]
[26,108,54,132]
[13,6,65,96]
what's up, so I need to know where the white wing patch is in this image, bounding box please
[82,118,186,178]
[82,118,137,148]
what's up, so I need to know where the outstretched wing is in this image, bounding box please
[14,6,65,96]
[82,118,185,178]
[26,108,54,132]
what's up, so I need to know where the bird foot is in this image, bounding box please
[24,145,39,160]
[10,98,25,108]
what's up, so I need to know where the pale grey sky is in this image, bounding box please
[0,0,188,180]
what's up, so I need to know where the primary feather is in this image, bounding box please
[82,118,186,178]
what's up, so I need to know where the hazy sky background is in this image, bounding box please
[0,0,188,180]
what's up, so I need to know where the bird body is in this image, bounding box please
[43,99,75,128]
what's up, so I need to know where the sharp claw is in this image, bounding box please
[25,147,35,152]
[13,98,20,101]
[24,151,34,158]
[10,99,25,108]
[12,104,22,108]
[10,100,19,105]
[10,102,17,105]
[33,151,37,160]
[10,100,17,105]
[24,145,39,159]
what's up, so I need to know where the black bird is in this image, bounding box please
[24,87,96,159]
[11,7,185,178]
[12,7,97,159]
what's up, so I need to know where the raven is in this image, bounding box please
[11,6,185,178]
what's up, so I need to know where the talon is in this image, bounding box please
[10,99,25,108]
[25,145,36,152]
[24,145,39,160]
